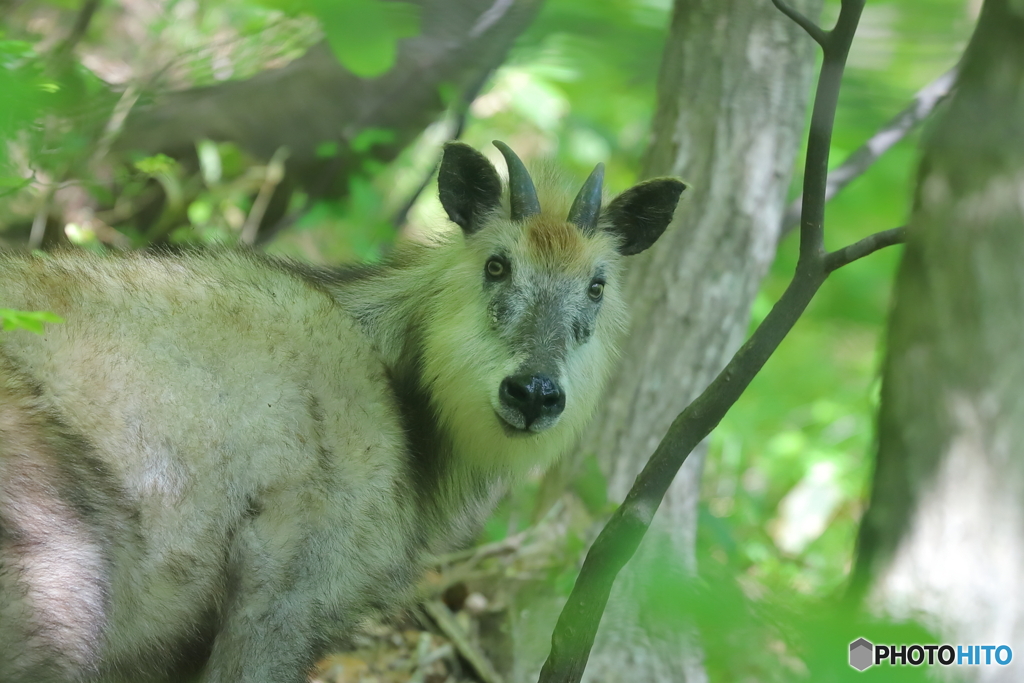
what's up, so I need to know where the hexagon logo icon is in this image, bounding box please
[850,638,874,671]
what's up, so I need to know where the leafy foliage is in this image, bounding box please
[634,536,936,682]
[251,0,419,77]
[0,0,978,677]
[700,0,971,600]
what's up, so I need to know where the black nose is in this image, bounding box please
[499,374,565,429]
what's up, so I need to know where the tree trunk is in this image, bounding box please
[512,1,822,681]
[112,0,542,241]
[851,1,1024,675]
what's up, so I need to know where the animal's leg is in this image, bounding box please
[199,493,351,683]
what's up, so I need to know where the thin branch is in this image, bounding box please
[797,0,864,263]
[537,1,867,681]
[780,67,958,237]
[29,191,52,250]
[536,237,831,683]
[261,1,542,244]
[390,163,439,231]
[427,499,563,568]
[470,0,516,38]
[0,175,35,200]
[422,600,504,683]
[143,15,298,91]
[390,69,489,230]
[825,226,906,272]
[53,0,101,58]
[241,147,289,245]
[771,0,828,47]
[90,85,141,168]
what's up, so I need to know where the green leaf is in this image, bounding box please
[254,0,420,77]
[436,81,459,107]
[134,153,179,176]
[188,199,214,226]
[0,40,38,69]
[315,140,340,158]
[350,127,395,154]
[0,54,46,170]
[0,175,33,199]
[0,309,64,334]
[571,454,609,515]
[318,0,419,77]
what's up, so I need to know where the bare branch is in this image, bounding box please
[796,0,865,263]
[29,192,51,250]
[53,0,101,58]
[90,85,141,168]
[470,0,516,38]
[241,148,290,245]
[537,2,869,681]
[390,69,490,230]
[781,67,958,237]
[771,0,829,47]
[825,226,906,272]
[423,600,504,683]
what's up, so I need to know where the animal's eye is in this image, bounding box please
[485,257,508,280]
[588,280,604,301]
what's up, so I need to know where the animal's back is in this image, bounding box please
[0,250,415,682]
[0,140,686,683]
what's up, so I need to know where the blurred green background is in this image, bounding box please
[0,0,975,677]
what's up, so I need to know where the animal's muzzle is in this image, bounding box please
[499,373,565,431]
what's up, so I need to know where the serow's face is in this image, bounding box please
[480,217,614,434]
[437,140,686,438]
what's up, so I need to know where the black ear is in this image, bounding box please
[438,142,503,235]
[603,178,686,255]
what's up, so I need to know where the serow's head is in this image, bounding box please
[432,141,685,454]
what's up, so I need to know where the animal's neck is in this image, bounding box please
[332,245,508,552]
[389,334,508,553]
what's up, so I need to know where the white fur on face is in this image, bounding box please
[419,213,628,479]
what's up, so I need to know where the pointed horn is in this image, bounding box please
[567,163,605,234]
[493,140,540,221]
